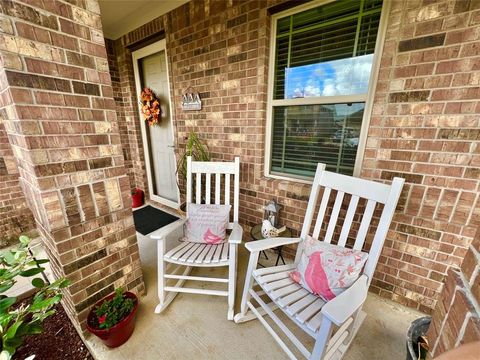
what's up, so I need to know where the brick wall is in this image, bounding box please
[363,0,480,313]
[107,0,480,314]
[105,38,149,192]
[0,0,144,332]
[426,227,480,357]
[0,119,35,245]
[110,37,149,196]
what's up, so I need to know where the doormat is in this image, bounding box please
[133,206,179,236]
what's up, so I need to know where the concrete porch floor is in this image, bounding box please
[85,228,423,360]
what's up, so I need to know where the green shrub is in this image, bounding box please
[0,236,70,360]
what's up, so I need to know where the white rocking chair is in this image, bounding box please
[234,163,404,359]
[150,156,242,320]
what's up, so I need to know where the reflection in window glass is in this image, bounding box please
[271,103,365,176]
[272,0,382,100]
[285,54,374,98]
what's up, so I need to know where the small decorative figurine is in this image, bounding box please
[261,219,286,238]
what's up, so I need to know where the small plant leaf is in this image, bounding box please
[27,259,50,266]
[29,294,62,312]
[3,337,23,352]
[31,278,45,288]
[0,283,14,293]
[49,278,70,289]
[19,268,44,277]
[2,252,15,266]
[17,322,43,336]
[0,297,17,312]
[32,309,55,322]
[5,320,24,339]
[0,314,13,328]
[0,350,12,360]
[18,236,30,246]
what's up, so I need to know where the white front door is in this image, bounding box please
[132,40,179,208]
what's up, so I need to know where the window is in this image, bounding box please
[267,0,384,179]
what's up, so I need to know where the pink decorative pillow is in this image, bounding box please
[185,203,231,244]
[289,235,368,301]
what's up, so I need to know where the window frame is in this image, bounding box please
[264,0,391,183]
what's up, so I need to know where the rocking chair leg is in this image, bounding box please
[227,244,237,320]
[311,318,333,360]
[343,309,361,345]
[156,239,166,314]
[234,251,259,323]
[342,310,367,352]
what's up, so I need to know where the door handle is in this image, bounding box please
[167,145,175,148]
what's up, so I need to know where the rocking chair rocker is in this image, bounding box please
[234,163,404,359]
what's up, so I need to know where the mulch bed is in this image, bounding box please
[13,301,93,360]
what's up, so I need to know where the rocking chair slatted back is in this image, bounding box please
[186,156,240,226]
[298,163,404,282]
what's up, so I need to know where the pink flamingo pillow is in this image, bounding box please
[185,203,231,244]
[289,235,368,301]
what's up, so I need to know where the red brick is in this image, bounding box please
[460,316,480,345]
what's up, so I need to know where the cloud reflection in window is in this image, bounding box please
[285,54,374,99]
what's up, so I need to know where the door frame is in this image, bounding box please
[132,39,180,209]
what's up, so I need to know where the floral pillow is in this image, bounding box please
[184,203,231,244]
[289,235,368,301]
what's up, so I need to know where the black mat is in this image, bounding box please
[133,206,179,235]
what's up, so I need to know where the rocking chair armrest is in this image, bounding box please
[321,274,369,326]
[228,222,243,244]
[245,237,301,252]
[149,218,187,240]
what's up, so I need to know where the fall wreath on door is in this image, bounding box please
[140,87,162,126]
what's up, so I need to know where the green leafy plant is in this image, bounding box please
[176,131,210,183]
[0,235,70,360]
[92,288,135,330]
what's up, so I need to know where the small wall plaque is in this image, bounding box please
[181,86,202,111]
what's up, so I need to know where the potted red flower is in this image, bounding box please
[86,288,138,348]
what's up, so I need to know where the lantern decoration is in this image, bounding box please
[261,200,285,239]
[140,87,161,126]
[263,199,282,227]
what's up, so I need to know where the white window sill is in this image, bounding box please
[264,171,314,185]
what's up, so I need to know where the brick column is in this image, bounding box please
[0,0,144,332]
[427,227,480,356]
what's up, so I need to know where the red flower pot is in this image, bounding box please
[86,292,138,348]
[131,188,144,208]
